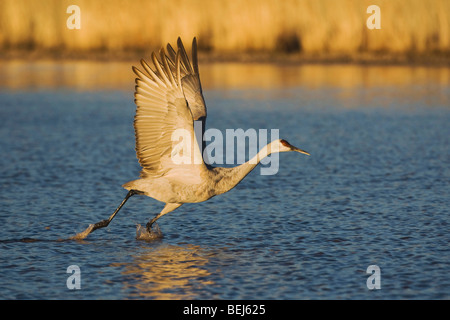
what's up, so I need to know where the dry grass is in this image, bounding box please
[0,0,448,61]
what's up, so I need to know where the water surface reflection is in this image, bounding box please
[112,243,215,299]
[1,60,449,92]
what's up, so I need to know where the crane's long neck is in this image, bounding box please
[214,143,274,195]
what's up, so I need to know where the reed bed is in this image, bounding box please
[0,0,448,61]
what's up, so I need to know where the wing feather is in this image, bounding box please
[151,52,172,87]
[177,37,194,75]
[165,37,207,122]
[162,38,208,164]
[140,59,167,88]
[132,45,206,180]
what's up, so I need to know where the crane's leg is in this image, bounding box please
[71,189,142,240]
[146,203,182,232]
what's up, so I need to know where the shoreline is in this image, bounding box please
[1,49,449,67]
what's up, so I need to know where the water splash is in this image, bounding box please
[136,223,163,241]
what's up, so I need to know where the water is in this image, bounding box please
[0,62,449,299]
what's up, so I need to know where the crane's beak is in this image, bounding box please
[280,139,310,156]
[292,146,310,156]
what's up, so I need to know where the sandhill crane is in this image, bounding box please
[72,37,309,240]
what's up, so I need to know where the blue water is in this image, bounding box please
[0,63,449,299]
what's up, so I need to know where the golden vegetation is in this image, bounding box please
[0,0,448,61]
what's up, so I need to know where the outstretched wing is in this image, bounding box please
[132,47,207,182]
[166,38,207,158]
[166,37,206,122]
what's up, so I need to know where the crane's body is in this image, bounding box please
[122,141,283,204]
[123,167,234,204]
[72,37,309,240]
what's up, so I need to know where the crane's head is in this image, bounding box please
[277,139,310,155]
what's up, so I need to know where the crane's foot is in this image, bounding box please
[69,218,111,240]
[146,218,158,233]
[70,224,95,240]
[136,223,163,241]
